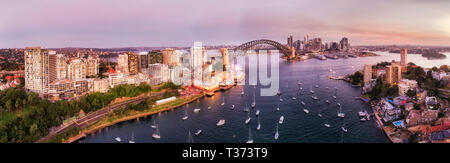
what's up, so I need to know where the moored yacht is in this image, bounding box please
[115,137,121,142]
[303,108,309,114]
[279,116,284,124]
[217,119,226,126]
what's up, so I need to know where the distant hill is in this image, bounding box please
[422,52,447,60]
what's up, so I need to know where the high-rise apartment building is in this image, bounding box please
[148,50,163,64]
[127,51,139,75]
[363,64,372,85]
[86,56,99,77]
[287,35,293,48]
[68,59,86,80]
[117,53,129,74]
[400,48,407,66]
[386,64,402,84]
[162,48,181,66]
[138,52,149,72]
[25,47,50,94]
[340,37,350,52]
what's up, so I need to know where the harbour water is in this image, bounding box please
[80,51,449,143]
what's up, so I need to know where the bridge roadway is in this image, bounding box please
[36,92,165,143]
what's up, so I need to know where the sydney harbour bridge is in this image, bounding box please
[232,39,300,60]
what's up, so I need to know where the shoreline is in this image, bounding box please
[65,93,205,143]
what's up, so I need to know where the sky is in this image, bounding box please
[1,0,450,48]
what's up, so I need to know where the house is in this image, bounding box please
[420,109,439,124]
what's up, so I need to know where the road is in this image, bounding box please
[36,92,165,143]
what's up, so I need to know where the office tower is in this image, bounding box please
[386,64,402,84]
[339,37,350,52]
[117,54,129,74]
[363,64,372,85]
[25,47,50,94]
[127,51,139,75]
[287,35,293,48]
[138,52,149,72]
[86,56,99,76]
[400,48,407,66]
[162,48,181,66]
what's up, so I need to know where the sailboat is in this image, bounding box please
[152,125,161,139]
[255,109,260,116]
[279,116,284,124]
[188,130,194,143]
[276,103,280,111]
[292,93,297,100]
[325,100,330,104]
[243,104,249,112]
[182,108,189,120]
[151,119,157,129]
[115,137,121,142]
[256,116,261,131]
[251,87,256,108]
[333,95,337,99]
[221,96,225,106]
[245,112,251,124]
[129,132,135,143]
[279,96,283,102]
[310,86,314,94]
[246,128,253,143]
[274,123,279,140]
[337,106,345,118]
[318,112,322,117]
[241,87,245,96]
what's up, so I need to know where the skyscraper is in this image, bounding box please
[25,47,50,94]
[68,59,86,80]
[287,35,293,48]
[339,37,350,52]
[400,48,407,66]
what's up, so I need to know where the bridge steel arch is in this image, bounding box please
[233,39,294,58]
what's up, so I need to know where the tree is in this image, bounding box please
[406,89,416,98]
[431,66,439,72]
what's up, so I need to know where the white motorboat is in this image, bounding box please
[332,95,337,99]
[301,101,306,106]
[325,100,330,104]
[231,105,235,110]
[310,90,314,94]
[193,108,201,113]
[195,130,202,136]
[207,106,211,109]
[151,119,157,129]
[115,137,121,142]
[312,96,319,100]
[303,109,309,114]
[341,127,348,133]
[318,113,322,117]
[279,116,284,124]
[256,109,260,116]
[217,119,226,126]
[324,123,331,128]
[337,103,341,107]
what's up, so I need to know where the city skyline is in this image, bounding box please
[1,0,450,48]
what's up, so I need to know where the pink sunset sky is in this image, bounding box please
[1,0,450,48]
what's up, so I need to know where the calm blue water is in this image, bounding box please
[80,51,449,143]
